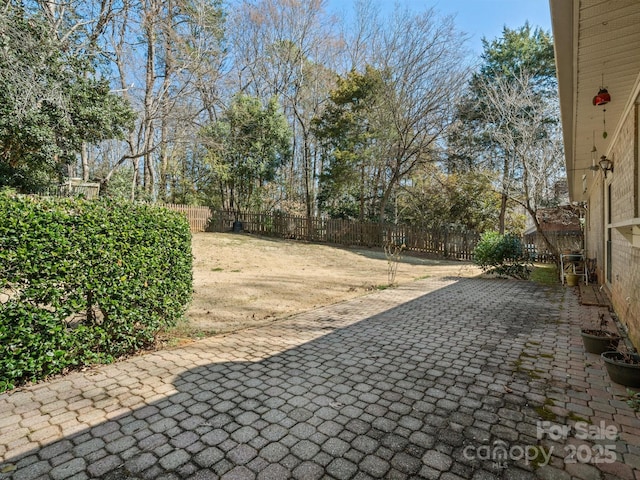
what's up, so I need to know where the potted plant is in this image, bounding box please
[601,349,640,387]
[566,272,580,287]
[581,313,621,354]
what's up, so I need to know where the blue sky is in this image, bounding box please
[326,0,552,55]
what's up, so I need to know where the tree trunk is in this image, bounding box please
[521,150,560,262]
[159,122,169,201]
[498,192,507,234]
[159,0,174,202]
[378,172,399,243]
[359,161,365,223]
[142,0,158,196]
[81,142,89,181]
[529,207,559,261]
[498,151,512,234]
[130,159,138,201]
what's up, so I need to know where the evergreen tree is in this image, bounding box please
[0,4,135,192]
[201,95,292,215]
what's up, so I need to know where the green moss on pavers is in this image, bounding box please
[534,405,558,420]
[513,358,523,370]
[514,351,539,378]
[567,412,591,424]
[527,445,552,469]
[535,398,558,422]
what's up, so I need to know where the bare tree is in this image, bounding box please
[367,6,471,222]
[339,0,381,72]
[102,0,225,200]
[477,71,565,256]
[226,0,340,215]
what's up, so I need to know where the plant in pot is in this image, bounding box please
[566,272,580,287]
[581,313,621,354]
[601,348,640,388]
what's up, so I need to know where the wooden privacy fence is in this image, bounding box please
[38,178,101,199]
[160,203,213,233]
[523,231,584,263]
[162,205,480,260]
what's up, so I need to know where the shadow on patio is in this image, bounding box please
[0,277,638,479]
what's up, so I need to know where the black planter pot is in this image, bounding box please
[601,351,640,387]
[580,329,621,354]
[232,221,243,233]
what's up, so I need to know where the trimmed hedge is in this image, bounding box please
[0,192,193,391]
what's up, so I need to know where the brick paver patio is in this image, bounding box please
[1,276,639,479]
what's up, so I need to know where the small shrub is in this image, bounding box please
[384,242,405,286]
[623,389,640,412]
[473,231,531,279]
[0,193,193,391]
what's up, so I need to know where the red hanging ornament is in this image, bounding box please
[593,88,611,106]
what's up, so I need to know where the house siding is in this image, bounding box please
[590,100,640,349]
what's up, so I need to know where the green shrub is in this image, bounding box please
[473,231,531,279]
[0,193,192,391]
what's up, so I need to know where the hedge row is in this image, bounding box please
[0,192,193,391]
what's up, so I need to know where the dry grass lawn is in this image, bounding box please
[164,232,481,341]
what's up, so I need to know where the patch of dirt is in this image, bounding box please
[180,232,481,336]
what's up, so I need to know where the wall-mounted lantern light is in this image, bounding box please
[599,155,613,177]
